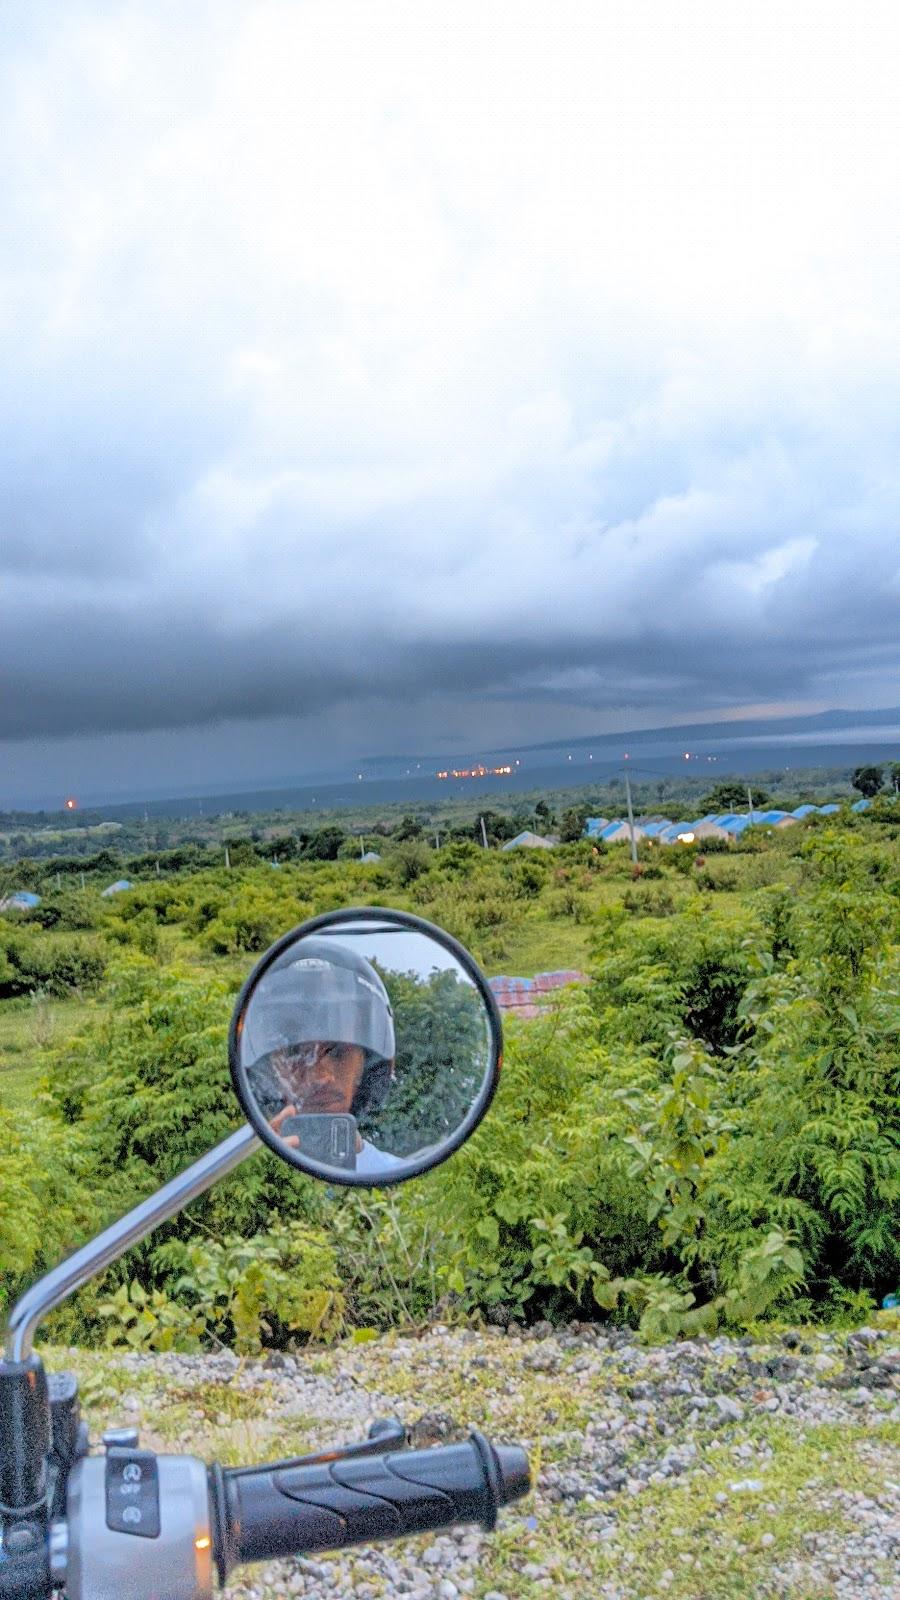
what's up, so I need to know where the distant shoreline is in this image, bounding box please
[5,734,898,820]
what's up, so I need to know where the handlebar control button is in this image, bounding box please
[104,1448,161,1538]
[102,1426,140,1450]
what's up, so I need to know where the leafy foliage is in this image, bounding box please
[2,815,898,1348]
[363,964,490,1156]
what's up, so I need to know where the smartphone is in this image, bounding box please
[279,1113,357,1170]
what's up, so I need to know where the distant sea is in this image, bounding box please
[90,722,900,820]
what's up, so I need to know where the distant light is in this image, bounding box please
[678,831,695,844]
[64,797,78,810]
[684,752,690,760]
[195,1536,211,1551]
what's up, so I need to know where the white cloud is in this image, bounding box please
[1,0,899,782]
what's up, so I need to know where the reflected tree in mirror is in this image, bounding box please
[361,964,490,1157]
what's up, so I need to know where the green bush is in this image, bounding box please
[99,1219,345,1353]
[0,927,105,998]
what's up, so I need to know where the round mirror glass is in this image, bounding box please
[229,909,502,1186]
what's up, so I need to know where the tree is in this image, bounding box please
[268,835,299,862]
[559,805,591,843]
[851,765,884,799]
[534,800,556,831]
[702,781,770,813]
[363,965,490,1157]
[301,826,345,861]
[394,815,424,842]
[476,811,518,846]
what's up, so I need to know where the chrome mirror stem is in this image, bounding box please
[5,1125,260,1362]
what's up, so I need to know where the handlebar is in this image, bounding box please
[211,1431,531,1583]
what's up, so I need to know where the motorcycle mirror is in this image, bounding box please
[229,908,502,1186]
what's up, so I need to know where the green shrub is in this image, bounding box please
[0,928,105,998]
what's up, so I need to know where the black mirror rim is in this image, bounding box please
[228,906,504,1188]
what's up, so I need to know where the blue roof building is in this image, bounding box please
[791,804,818,818]
[851,799,871,812]
[640,820,674,838]
[658,821,702,843]
[599,820,644,843]
[718,817,752,835]
[818,803,840,815]
[584,817,610,837]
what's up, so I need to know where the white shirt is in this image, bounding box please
[356,1139,402,1176]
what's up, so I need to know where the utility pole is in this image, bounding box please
[624,770,639,866]
[156,859,161,877]
[434,829,440,849]
[479,815,489,849]
[224,845,230,870]
[80,872,85,890]
[747,785,755,824]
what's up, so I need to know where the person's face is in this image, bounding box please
[271,1040,366,1115]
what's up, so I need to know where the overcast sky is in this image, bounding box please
[3,0,899,805]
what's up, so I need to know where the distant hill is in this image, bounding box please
[7,707,898,819]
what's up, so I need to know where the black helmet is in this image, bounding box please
[242,936,395,1116]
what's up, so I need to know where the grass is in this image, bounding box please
[479,1418,900,1600]
[42,1345,321,1467]
[0,994,93,1111]
[33,1330,898,1600]
[482,913,596,977]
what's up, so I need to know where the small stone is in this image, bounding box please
[713,1396,744,1422]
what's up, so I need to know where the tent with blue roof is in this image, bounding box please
[0,890,41,912]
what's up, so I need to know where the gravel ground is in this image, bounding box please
[62,1319,900,1599]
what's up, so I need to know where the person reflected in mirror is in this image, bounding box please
[242,937,400,1175]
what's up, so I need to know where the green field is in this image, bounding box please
[0,797,897,1356]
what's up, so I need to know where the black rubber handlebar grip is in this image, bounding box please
[211,1433,530,1581]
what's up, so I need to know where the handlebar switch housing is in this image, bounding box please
[63,1453,213,1600]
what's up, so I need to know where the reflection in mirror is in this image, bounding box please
[237,920,496,1181]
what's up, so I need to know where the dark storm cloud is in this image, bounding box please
[2,0,900,795]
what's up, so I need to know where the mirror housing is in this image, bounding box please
[228,908,503,1187]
